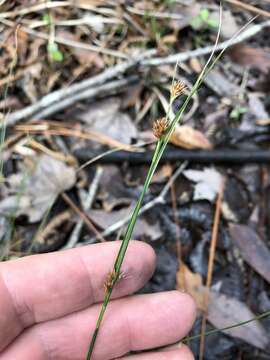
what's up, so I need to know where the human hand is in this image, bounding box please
[0,241,196,359]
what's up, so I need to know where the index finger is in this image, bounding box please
[0,240,155,352]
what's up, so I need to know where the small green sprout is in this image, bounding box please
[191,8,219,30]
[47,42,64,62]
[230,105,247,121]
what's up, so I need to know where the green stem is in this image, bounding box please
[85,7,259,359]
[183,309,270,343]
[86,142,162,359]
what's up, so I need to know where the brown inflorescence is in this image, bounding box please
[153,117,169,139]
[104,270,124,292]
[171,80,187,99]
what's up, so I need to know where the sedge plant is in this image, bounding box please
[86,6,257,359]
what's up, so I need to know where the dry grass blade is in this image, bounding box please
[225,0,270,18]
[199,179,224,360]
[61,192,105,243]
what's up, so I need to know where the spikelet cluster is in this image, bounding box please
[171,80,186,99]
[153,117,169,139]
[104,270,123,292]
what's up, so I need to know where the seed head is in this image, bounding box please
[171,80,186,99]
[104,270,124,292]
[153,117,169,139]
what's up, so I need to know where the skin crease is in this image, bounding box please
[0,241,196,359]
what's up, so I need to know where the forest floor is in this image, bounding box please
[1,1,270,359]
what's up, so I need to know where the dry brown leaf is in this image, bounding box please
[256,118,270,126]
[77,97,138,146]
[170,125,212,150]
[229,224,270,284]
[189,57,202,73]
[208,291,269,350]
[152,164,173,184]
[229,44,270,74]
[176,263,208,311]
[0,155,76,222]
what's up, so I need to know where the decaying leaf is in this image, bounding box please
[176,263,208,311]
[177,264,269,349]
[169,125,212,150]
[183,168,222,202]
[0,155,76,222]
[229,44,270,74]
[90,207,162,241]
[208,291,269,350]
[229,224,270,284]
[77,97,138,145]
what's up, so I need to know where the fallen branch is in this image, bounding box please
[32,76,139,120]
[2,45,151,125]
[142,19,270,66]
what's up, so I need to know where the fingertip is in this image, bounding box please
[176,291,197,328]
[161,345,195,360]
[161,291,197,341]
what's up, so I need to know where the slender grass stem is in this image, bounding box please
[86,8,223,359]
[86,6,259,359]
[183,309,270,343]
[86,141,162,360]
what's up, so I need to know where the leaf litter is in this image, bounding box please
[1,1,270,358]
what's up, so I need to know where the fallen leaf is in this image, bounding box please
[229,44,270,74]
[189,57,202,73]
[56,29,104,68]
[183,168,222,202]
[152,164,173,184]
[211,10,239,38]
[0,155,76,222]
[77,97,138,145]
[170,1,201,31]
[256,118,270,126]
[170,125,212,150]
[204,69,240,98]
[90,207,162,241]
[176,263,208,311]
[208,291,269,350]
[248,93,269,121]
[229,224,270,284]
[177,264,269,349]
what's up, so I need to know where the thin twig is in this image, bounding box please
[84,162,188,244]
[142,19,270,66]
[2,18,269,128]
[33,76,139,120]
[126,5,184,20]
[3,46,155,126]
[2,20,269,127]
[0,1,72,18]
[63,167,103,249]
[0,18,128,59]
[225,0,270,18]
[170,176,182,263]
[199,179,224,360]
[61,192,105,243]
[16,121,141,152]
